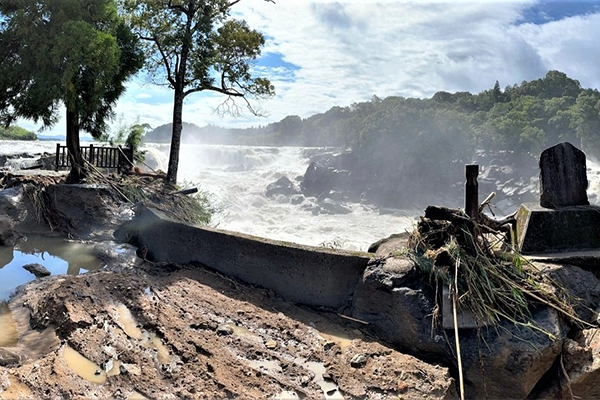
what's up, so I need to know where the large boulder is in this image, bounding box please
[265,176,299,198]
[350,256,450,360]
[535,262,600,324]
[455,306,566,399]
[368,232,410,256]
[533,328,600,399]
[350,255,568,399]
[301,157,352,197]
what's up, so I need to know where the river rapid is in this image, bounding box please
[143,143,416,251]
[5,140,600,252]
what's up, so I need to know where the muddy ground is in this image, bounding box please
[0,249,456,399]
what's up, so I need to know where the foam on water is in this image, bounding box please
[5,140,600,251]
[145,143,416,250]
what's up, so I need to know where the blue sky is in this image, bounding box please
[22,0,600,137]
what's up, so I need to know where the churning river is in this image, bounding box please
[6,140,600,252]
[143,143,416,251]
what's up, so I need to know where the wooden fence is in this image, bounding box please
[55,143,134,173]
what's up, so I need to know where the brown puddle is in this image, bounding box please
[222,323,261,341]
[0,301,18,348]
[114,302,171,364]
[63,346,106,384]
[317,328,356,351]
[115,302,143,340]
[0,374,33,399]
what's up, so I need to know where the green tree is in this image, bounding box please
[123,0,275,185]
[573,92,600,155]
[0,0,143,182]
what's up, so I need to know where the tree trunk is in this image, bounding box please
[65,105,86,183]
[166,86,184,186]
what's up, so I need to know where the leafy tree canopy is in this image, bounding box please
[0,0,143,180]
[122,0,275,184]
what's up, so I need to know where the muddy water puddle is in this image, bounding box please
[0,301,18,347]
[0,235,105,300]
[114,302,171,364]
[63,346,107,384]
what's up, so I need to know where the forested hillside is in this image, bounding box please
[0,125,37,140]
[147,70,600,157]
[146,71,600,206]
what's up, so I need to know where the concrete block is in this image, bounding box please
[121,206,371,309]
[514,203,600,254]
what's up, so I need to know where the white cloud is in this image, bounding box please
[20,0,600,135]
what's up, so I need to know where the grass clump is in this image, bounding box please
[408,211,590,336]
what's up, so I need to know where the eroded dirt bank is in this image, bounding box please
[0,258,455,399]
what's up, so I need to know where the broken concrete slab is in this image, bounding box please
[539,142,589,208]
[116,206,372,309]
[514,203,600,254]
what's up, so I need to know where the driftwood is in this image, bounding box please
[424,205,470,223]
[424,203,515,233]
[170,187,198,196]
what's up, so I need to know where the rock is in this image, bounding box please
[350,256,450,360]
[533,328,600,399]
[319,198,351,215]
[265,340,277,349]
[216,325,233,336]
[0,216,18,247]
[22,263,51,278]
[368,233,409,256]
[302,159,351,197]
[265,176,299,198]
[539,142,589,208]
[121,363,141,375]
[0,348,22,366]
[290,194,304,205]
[350,354,367,368]
[535,262,600,324]
[351,256,567,399]
[455,306,566,399]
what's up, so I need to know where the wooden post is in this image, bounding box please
[117,146,121,174]
[55,143,60,172]
[465,164,479,220]
[89,144,94,167]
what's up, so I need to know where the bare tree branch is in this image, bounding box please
[140,35,176,86]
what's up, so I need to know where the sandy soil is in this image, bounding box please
[0,254,455,399]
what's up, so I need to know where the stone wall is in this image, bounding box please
[117,206,372,309]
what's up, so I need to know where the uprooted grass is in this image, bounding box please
[409,217,592,338]
[85,166,216,226]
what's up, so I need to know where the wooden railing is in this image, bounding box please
[55,143,134,173]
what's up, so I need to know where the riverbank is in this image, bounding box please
[0,171,456,399]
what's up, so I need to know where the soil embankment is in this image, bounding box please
[1,258,455,399]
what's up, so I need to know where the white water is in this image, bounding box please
[6,140,600,252]
[144,143,416,251]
